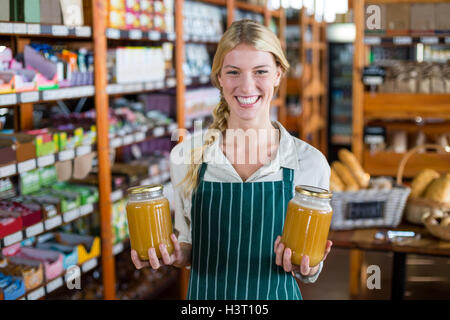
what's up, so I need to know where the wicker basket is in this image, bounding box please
[397,144,450,225]
[422,212,450,241]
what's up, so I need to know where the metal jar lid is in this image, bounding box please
[295,185,332,199]
[127,184,163,195]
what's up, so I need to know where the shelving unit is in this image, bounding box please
[352,0,450,178]
[0,0,287,300]
[282,8,328,156]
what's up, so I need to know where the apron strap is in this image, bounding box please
[282,167,294,184]
[198,162,208,182]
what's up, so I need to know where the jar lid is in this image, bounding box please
[127,184,163,195]
[295,185,332,199]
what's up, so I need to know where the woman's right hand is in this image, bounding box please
[130,233,191,270]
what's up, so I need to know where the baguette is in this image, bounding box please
[410,168,440,198]
[332,161,360,191]
[330,168,345,192]
[423,173,450,203]
[338,149,370,188]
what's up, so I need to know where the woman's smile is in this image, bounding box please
[235,95,261,108]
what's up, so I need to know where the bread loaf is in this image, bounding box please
[423,173,450,203]
[330,168,345,192]
[332,161,360,191]
[410,169,441,198]
[337,149,370,188]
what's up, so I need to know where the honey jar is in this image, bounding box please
[126,184,173,260]
[281,185,333,267]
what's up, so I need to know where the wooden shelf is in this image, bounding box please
[197,0,226,6]
[363,150,450,178]
[286,77,301,95]
[364,93,450,121]
[235,1,265,14]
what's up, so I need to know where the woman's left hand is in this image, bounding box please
[274,236,333,277]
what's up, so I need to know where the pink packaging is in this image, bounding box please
[16,247,64,281]
[125,0,140,12]
[125,11,140,29]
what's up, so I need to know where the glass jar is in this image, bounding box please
[126,184,173,260]
[281,185,333,267]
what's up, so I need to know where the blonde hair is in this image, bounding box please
[179,19,290,195]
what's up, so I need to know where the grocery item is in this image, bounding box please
[281,186,333,267]
[331,161,359,191]
[423,173,450,203]
[126,184,173,260]
[410,169,440,198]
[338,149,370,188]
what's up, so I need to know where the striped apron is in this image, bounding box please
[187,162,302,300]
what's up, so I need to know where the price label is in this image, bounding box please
[20,91,39,103]
[45,215,62,231]
[123,83,143,93]
[167,32,176,41]
[13,23,27,34]
[166,78,176,87]
[200,75,209,84]
[58,149,75,161]
[445,37,450,44]
[123,134,134,145]
[364,37,381,45]
[110,137,122,149]
[79,204,94,216]
[110,190,123,202]
[148,30,161,41]
[421,37,439,45]
[154,81,164,89]
[129,29,142,39]
[77,145,92,157]
[185,77,192,86]
[106,28,121,39]
[393,36,412,45]
[18,159,36,173]
[52,25,69,36]
[63,208,80,223]
[42,90,59,101]
[106,84,120,94]
[153,127,165,137]
[27,287,45,300]
[168,123,178,133]
[46,277,63,293]
[37,154,55,167]
[75,26,91,37]
[3,231,23,247]
[192,35,200,42]
[82,258,98,273]
[0,93,17,106]
[25,223,44,238]
[113,242,124,256]
[0,164,16,178]
[0,22,13,34]
[144,82,155,90]
[27,23,40,35]
[134,132,146,142]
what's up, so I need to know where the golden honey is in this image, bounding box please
[281,185,333,267]
[126,185,174,260]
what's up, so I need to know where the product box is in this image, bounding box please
[39,0,62,25]
[125,0,140,13]
[364,3,386,34]
[10,0,41,23]
[60,0,84,27]
[15,247,64,281]
[0,139,16,167]
[0,133,36,163]
[6,199,42,228]
[125,11,140,29]
[4,256,44,290]
[46,188,80,213]
[54,232,100,265]
[386,3,410,35]
[0,0,10,21]
[0,211,23,239]
[52,183,98,205]
[410,4,435,34]
[20,169,40,195]
[108,9,126,29]
[0,273,26,300]
[0,72,15,94]
[36,237,78,270]
[109,0,125,11]
[435,3,450,33]
[39,166,58,188]
[23,193,60,219]
[26,129,57,157]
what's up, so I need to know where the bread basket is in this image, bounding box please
[397,144,450,225]
[422,212,450,241]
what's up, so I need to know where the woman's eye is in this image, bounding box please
[255,70,268,75]
[227,71,239,75]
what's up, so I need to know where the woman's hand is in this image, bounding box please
[130,233,191,270]
[274,236,332,277]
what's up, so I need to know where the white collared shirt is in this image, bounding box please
[169,121,330,283]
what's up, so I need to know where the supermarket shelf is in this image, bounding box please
[364,93,450,121]
[106,28,175,41]
[184,75,211,86]
[235,1,265,14]
[0,144,94,179]
[184,34,221,43]
[107,77,176,95]
[363,150,450,178]
[0,202,97,249]
[14,256,100,300]
[0,22,91,38]
[286,77,301,95]
[0,86,95,107]
[197,0,226,6]
[364,34,450,46]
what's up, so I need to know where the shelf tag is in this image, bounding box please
[153,126,165,137]
[129,29,142,39]
[76,145,92,157]
[25,222,44,238]
[167,32,176,41]
[123,134,134,145]
[113,242,124,256]
[364,37,381,45]
[52,25,69,36]
[393,36,412,45]
[166,78,176,87]
[79,204,94,216]
[63,208,80,223]
[13,23,27,34]
[58,149,75,161]
[20,91,39,103]
[110,190,123,202]
[75,26,91,37]
[0,23,13,34]
[0,93,17,106]
[18,159,36,173]
[106,28,120,39]
[200,75,209,84]
[168,123,178,133]
[420,37,439,45]
[3,231,23,247]
[134,131,146,142]
[155,80,164,89]
[184,77,192,85]
[110,137,122,149]
[46,277,64,293]
[445,37,450,44]
[27,287,45,300]
[44,215,62,231]
[148,30,161,41]
[27,23,40,35]
[82,258,98,273]
[0,164,16,178]
[37,154,55,167]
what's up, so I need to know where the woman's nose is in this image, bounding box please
[239,73,256,93]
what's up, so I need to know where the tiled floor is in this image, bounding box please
[158,247,450,300]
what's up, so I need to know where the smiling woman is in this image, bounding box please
[130,19,332,301]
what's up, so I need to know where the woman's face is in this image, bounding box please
[218,43,281,123]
